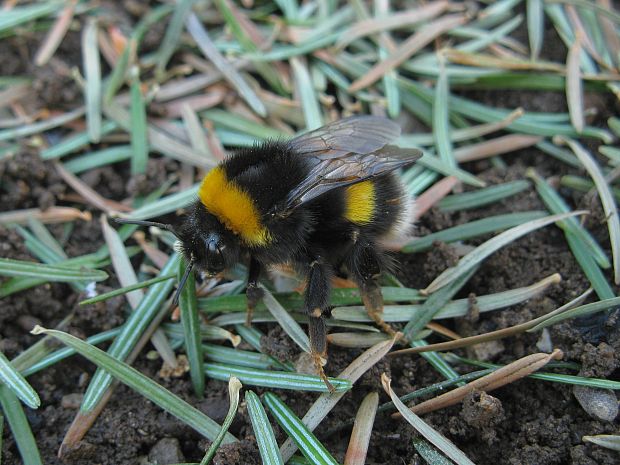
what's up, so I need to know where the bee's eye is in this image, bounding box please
[205,233,225,273]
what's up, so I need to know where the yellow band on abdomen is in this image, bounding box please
[198,167,271,246]
[344,180,375,224]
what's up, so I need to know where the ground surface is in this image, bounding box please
[1,4,619,465]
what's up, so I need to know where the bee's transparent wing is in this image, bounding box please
[287,115,401,158]
[276,116,421,214]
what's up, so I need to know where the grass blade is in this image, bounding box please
[582,435,620,451]
[178,260,205,397]
[246,390,284,465]
[103,37,134,104]
[423,211,587,293]
[104,101,211,168]
[203,109,284,139]
[264,392,340,465]
[0,258,108,282]
[566,31,585,133]
[566,232,615,300]
[0,2,59,32]
[291,57,323,130]
[397,351,563,416]
[201,343,276,370]
[280,336,397,461]
[348,13,468,92]
[20,328,121,378]
[402,211,547,253]
[413,438,455,465]
[0,107,85,142]
[0,385,42,465]
[186,13,266,116]
[333,274,560,323]
[101,216,144,308]
[213,0,287,95]
[31,327,236,443]
[0,352,39,409]
[450,355,620,390]
[527,168,610,268]
[560,137,620,284]
[433,53,455,168]
[527,296,620,332]
[526,0,544,59]
[411,338,461,382]
[82,18,102,142]
[79,274,176,305]
[200,377,242,464]
[382,374,474,465]
[261,287,311,353]
[156,0,195,74]
[404,266,478,340]
[204,363,351,392]
[438,180,530,212]
[344,392,378,465]
[130,67,149,175]
[80,255,179,412]
[200,286,421,313]
[327,332,391,348]
[26,218,66,259]
[123,185,199,220]
[418,153,486,188]
[40,120,118,160]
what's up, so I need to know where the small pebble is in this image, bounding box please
[573,385,618,421]
[536,328,553,353]
[148,437,185,465]
[61,393,84,409]
[471,340,504,361]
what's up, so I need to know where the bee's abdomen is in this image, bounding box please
[344,181,375,225]
[344,174,411,238]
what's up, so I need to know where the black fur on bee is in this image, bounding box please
[117,116,422,390]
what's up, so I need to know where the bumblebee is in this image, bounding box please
[119,116,421,389]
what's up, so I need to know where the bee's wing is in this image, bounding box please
[277,116,421,213]
[287,115,401,158]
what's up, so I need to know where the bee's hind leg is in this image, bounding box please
[348,242,398,337]
[304,256,335,392]
[245,257,263,326]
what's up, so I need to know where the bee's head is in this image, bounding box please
[113,207,240,305]
[175,208,240,277]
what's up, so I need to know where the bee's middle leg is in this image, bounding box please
[245,257,263,326]
[348,241,397,337]
[304,256,334,392]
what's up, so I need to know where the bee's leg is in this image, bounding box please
[349,243,397,337]
[304,257,335,392]
[245,257,263,326]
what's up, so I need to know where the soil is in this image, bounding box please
[1,6,619,465]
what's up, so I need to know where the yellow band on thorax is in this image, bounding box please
[344,180,375,224]
[198,167,271,246]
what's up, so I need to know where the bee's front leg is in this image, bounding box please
[304,256,335,392]
[245,257,263,326]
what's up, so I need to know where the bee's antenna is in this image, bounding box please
[113,218,181,239]
[172,259,194,307]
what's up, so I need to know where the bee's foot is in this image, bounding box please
[312,351,335,393]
